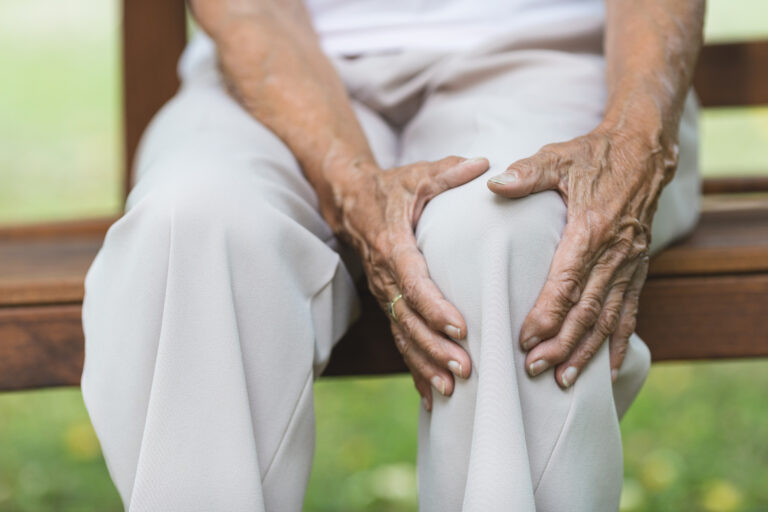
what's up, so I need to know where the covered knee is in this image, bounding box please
[126,157,288,255]
[417,186,566,274]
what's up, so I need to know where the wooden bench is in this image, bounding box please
[1,1,767,391]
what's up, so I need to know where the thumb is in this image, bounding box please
[487,154,561,198]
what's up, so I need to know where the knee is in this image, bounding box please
[124,156,289,255]
[417,184,566,279]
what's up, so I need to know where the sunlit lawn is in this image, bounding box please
[1,0,768,511]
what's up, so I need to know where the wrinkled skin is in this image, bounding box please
[487,128,677,388]
[336,157,489,411]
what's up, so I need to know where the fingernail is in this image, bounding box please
[431,376,447,396]
[445,324,462,340]
[522,336,540,351]
[611,368,618,382]
[421,396,431,412]
[528,359,549,377]
[489,171,518,185]
[447,360,464,378]
[562,366,579,388]
[464,157,487,165]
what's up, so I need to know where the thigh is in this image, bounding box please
[129,53,399,285]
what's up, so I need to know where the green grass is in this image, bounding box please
[1,0,768,510]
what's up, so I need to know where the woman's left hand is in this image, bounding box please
[487,127,678,388]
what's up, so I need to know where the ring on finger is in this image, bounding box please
[388,293,403,323]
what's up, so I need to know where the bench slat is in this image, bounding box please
[0,304,84,390]
[1,197,767,389]
[3,270,767,390]
[648,199,768,276]
[3,198,766,309]
[694,41,768,107]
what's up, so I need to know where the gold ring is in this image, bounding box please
[388,293,403,323]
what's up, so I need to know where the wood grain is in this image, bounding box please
[638,273,768,361]
[0,305,84,390]
[122,0,187,198]
[694,40,768,107]
[0,218,112,307]
[703,177,768,195]
[648,201,768,276]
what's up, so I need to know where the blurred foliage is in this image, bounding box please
[1,0,768,511]
[1,364,767,511]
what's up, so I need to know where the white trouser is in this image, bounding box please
[81,16,700,512]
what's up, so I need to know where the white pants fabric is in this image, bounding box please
[81,18,700,512]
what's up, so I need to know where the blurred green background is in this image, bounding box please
[1,0,767,510]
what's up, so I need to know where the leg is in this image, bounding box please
[81,51,397,511]
[400,44,699,511]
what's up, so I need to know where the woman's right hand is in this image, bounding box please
[334,156,490,411]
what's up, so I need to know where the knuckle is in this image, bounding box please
[418,300,441,324]
[551,341,574,362]
[613,236,635,260]
[601,306,621,333]
[568,311,596,337]
[614,314,636,340]
[422,339,445,362]
[528,309,559,336]
[394,335,410,355]
[400,274,421,302]
[399,311,419,336]
[555,271,582,307]
[443,155,464,166]
[506,161,528,177]
[580,294,603,323]
[623,313,637,335]
[573,348,597,368]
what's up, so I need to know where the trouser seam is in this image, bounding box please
[261,369,314,483]
[532,387,575,495]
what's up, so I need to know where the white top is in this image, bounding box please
[305,0,605,54]
[180,0,605,77]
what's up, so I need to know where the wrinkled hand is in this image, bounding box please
[339,156,490,410]
[487,129,677,388]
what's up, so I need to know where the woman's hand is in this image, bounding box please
[338,156,490,410]
[487,127,678,388]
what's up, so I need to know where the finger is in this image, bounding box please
[393,325,433,411]
[487,150,562,199]
[551,279,627,387]
[422,156,490,200]
[391,318,457,397]
[519,224,592,351]
[393,295,471,382]
[609,256,649,380]
[389,232,468,343]
[526,244,629,369]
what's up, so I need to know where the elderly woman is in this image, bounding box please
[81,0,704,510]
